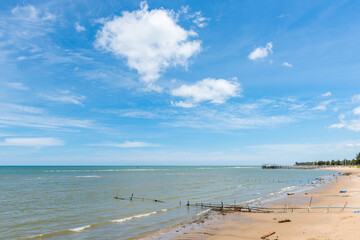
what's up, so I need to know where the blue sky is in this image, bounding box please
[1,0,360,165]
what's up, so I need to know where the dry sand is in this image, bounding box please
[171,167,360,240]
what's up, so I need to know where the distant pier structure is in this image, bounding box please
[262,164,324,169]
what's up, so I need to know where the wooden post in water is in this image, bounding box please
[327,203,332,213]
[308,197,313,212]
[341,201,348,212]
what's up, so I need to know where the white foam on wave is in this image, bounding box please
[196,208,211,216]
[112,212,157,223]
[43,169,166,172]
[27,233,44,239]
[226,167,257,169]
[70,225,91,232]
[75,175,101,178]
[278,185,298,194]
[112,209,168,223]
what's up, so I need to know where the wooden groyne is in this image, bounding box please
[114,194,165,203]
[190,202,359,214]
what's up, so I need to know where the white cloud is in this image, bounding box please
[2,82,29,91]
[95,1,201,90]
[352,94,360,103]
[171,78,241,107]
[122,111,159,119]
[0,137,64,147]
[321,91,332,97]
[311,100,333,111]
[11,5,55,22]
[171,100,196,108]
[93,141,158,148]
[246,140,360,161]
[353,107,360,115]
[17,56,27,61]
[75,22,85,32]
[40,90,86,106]
[189,11,208,28]
[282,62,293,67]
[329,114,360,131]
[0,103,43,114]
[165,113,295,130]
[0,103,95,130]
[248,42,273,60]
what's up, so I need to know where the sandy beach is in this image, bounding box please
[172,167,360,240]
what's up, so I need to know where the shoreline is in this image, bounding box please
[174,166,360,240]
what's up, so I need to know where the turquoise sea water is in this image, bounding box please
[0,166,337,239]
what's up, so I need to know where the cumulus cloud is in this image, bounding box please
[171,78,241,107]
[75,22,85,32]
[282,62,293,67]
[95,1,201,90]
[321,91,332,97]
[0,137,64,147]
[248,42,273,60]
[92,141,158,148]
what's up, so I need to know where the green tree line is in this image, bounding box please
[295,153,360,166]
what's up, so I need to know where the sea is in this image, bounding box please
[0,166,338,239]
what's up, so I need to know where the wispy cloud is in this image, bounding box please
[75,21,85,32]
[121,111,159,119]
[11,5,56,22]
[0,103,96,130]
[282,62,293,68]
[39,90,86,106]
[329,114,360,131]
[99,96,343,130]
[353,107,360,115]
[91,141,159,148]
[164,113,295,130]
[171,101,197,108]
[95,1,201,90]
[189,11,208,28]
[245,140,360,161]
[352,94,360,103]
[321,91,332,97]
[1,82,29,91]
[0,137,64,147]
[248,42,273,60]
[311,100,333,111]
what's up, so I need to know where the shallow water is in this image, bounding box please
[0,166,337,239]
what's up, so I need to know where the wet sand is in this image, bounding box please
[170,167,360,240]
